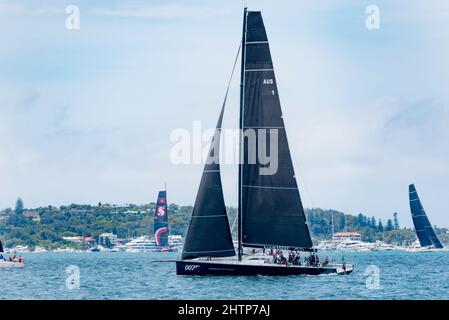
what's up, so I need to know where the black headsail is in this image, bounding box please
[409,184,443,248]
[181,106,235,259]
[239,11,313,251]
[181,45,241,259]
[154,190,169,247]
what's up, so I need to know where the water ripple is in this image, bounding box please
[1,251,448,299]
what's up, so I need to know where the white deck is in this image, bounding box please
[0,261,25,269]
[187,257,353,274]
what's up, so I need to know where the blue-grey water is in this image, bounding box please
[1,251,449,299]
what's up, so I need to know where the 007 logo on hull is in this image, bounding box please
[185,265,200,271]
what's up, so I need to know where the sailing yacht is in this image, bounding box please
[176,9,353,276]
[114,189,181,252]
[408,184,444,251]
[0,239,25,269]
[154,190,169,250]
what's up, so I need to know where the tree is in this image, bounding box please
[385,219,394,232]
[15,198,24,215]
[393,212,400,230]
[384,229,416,245]
[377,220,384,233]
[357,213,366,226]
[335,213,345,231]
[371,216,377,229]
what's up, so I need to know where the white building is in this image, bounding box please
[62,236,83,243]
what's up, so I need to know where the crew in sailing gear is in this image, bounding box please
[288,252,294,264]
[280,254,287,265]
[293,253,301,265]
[308,253,314,266]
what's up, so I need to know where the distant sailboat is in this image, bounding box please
[154,189,169,249]
[408,184,444,250]
[176,8,353,276]
[0,239,25,269]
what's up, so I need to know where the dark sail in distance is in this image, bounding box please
[409,184,443,248]
[154,190,169,247]
[240,11,313,250]
[0,239,3,253]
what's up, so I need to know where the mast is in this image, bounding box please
[331,211,335,240]
[238,7,248,261]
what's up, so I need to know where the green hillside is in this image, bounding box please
[1,199,448,249]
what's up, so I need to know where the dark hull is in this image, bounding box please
[176,260,352,276]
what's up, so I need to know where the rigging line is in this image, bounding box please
[220,41,242,119]
[221,42,241,239]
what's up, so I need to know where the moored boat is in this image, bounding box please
[0,261,25,269]
[0,240,25,269]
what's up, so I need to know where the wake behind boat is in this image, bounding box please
[0,239,25,269]
[176,8,353,276]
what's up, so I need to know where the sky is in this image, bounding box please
[0,0,448,227]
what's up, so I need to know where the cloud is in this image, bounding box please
[1,0,448,227]
[0,2,27,15]
[0,1,63,16]
[89,4,230,19]
[382,99,449,157]
[16,91,40,111]
[385,99,444,129]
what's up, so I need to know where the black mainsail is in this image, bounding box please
[239,11,313,251]
[409,184,443,248]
